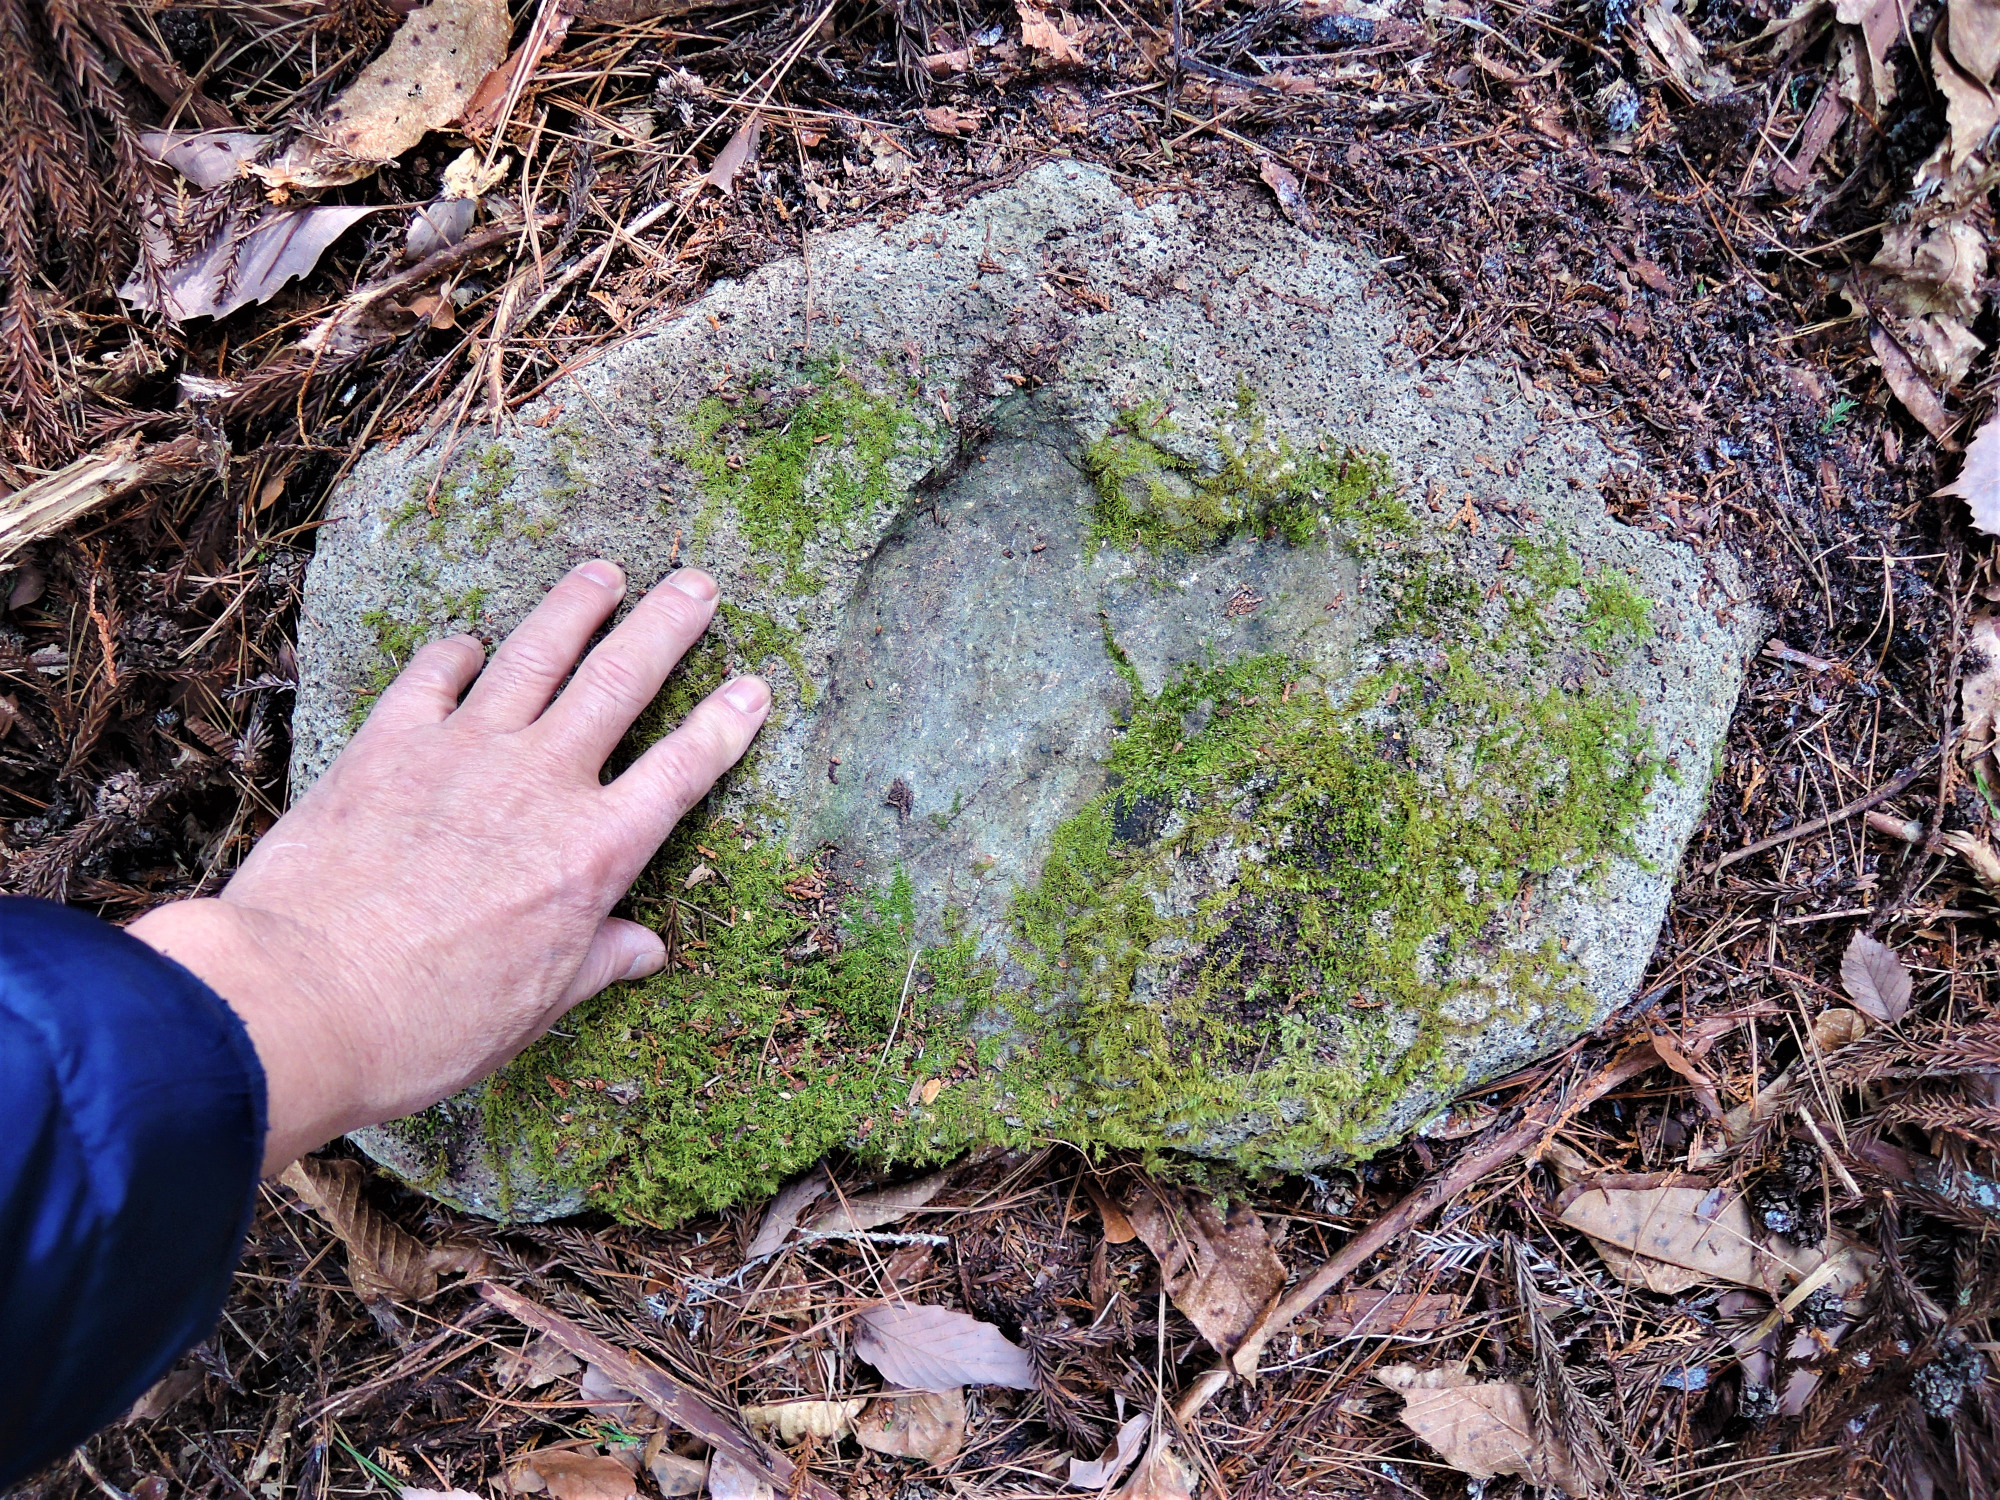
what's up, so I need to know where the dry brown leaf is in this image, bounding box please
[1067,1413,1147,1489]
[280,1157,484,1304]
[1019,4,1087,63]
[1841,930,1913,1023]
[123,1367,202,1424]
[1110,1442,1194,1500]
[509,1451,638,1500]
[705,1452,773,1500]
[921,105,988,134]
[644,1449,705,1498]
[1872,321,1956,442]
[1868,219,1987,390]
[699,113,762,198]
[853,1388,967,1465]
[853,1301,1036,1390]
[741,1399,864,1444]
[122,205,384,323]
[921,48,975,75]
[1083,1178,1137,1243]
[1632,0,1735,96]
[1560,1185,1801,1291]
[1258,160,1317,232]
[401,1490,482,1500]
[140,129,270,188]
[1123,1183,1286,1366]
[1936,0,2000,170]
[464,0,583,134]
[1962,615,2000,753]
[580,1364,658,1430]
[1375,1366,1588,1491]
[1651,1032,1724,1119]
[1941,412,2000,533]
[746,1167,830,1258]
[810,1170,949,1233]
[408,198,477,261]
[255,0,509,189]
[1811,1007,1870,1051]
[1318,1289,1459,1337]
[495,1337,583,1390]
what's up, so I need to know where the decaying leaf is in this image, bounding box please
[740,1399,864,1444]
[508,1449,639,1500]
[1811,1007,1870,1051]
[1872,320,1956,442]
[1632,0,1735,97]
[853,1388,967,1465]
[1866,218,1987,391]
[1083,1177,1137,1243]
[494,1337,583,1390]
[1020,3,1087,63]
[1651,1031,1724,1120]
[1940,412,2000,534]
[1841,930,1913,1023]
[1067,1413,1148,1489]
[644,1447,706,1498]
[280,1157,485,1303]
[1110,1442,1194,1500]
[1317,1289,1459,1337]
[254,0,510,189]
[810,1170,949,1233]
[1123,1182,1286,1367]
[1258,160,1317,232]
[124,1367,203,1423]
[921,106,987,135]
[1944,829,2000,900]
[852,1301,1036,1391]
[141,129,270,188]
[408,198,478,261]
[1375,1366,1587,1491]
[401,1490,482,1500]
[580,1363,657,1430]
[122,205,384,323]
[705,1452,773,1500]
[464,0,583,134]
[1962,614,2000,759]
[746,1167,830,1258]
[698,113,762,198]
[1561,1185,1800,1291]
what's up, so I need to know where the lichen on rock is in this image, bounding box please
[293,162,1759,1221]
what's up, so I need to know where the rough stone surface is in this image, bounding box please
[293,162,1760,1220]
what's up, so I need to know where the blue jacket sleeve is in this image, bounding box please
[0,898,266,1486]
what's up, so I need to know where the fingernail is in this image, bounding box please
[624,947,665,982]
[579,559,625,592]
[722,676,771,715]
[665,567,718,601]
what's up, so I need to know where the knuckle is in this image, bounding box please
[584,645,650,705]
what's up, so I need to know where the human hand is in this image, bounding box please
[131,562,769,1176]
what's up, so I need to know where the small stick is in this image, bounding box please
[1701,755,1937,875]
[480,1283,840,1500]
[875,945,923,1071]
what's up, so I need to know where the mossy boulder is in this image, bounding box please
[291,162,1759,1222]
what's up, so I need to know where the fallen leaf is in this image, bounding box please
[746,1166,831,1258]
[509,1451,638,1500]
[442,147,512,200]
[407,198,477,261]
[464,0,583,134]
[1110,1442,1194,1500]
[810,1170,949,1233]
[1867,219,1987,391]
[123,1367,202,1423]
[919,1077,943,1105]
[1560,1185,1800,1291]
[1375,1366,1587,1491]
[921,106,987,134]
[1812,1007,1870,1051]
[280,1157,485,1303]
[853,1388,966,1465]
[645,1449,705,1497]
[1258,160,1317,232]
[741,1399,864,1443]
[1651,1032,1724,1119]
[402,1490,483,1500]
[254,0,510,189]
[1632,0,1735,95]
[495,1337,583,1390]
[1123,1183,1286,1366]
[1872,321,1956,442]
[1083,1178,1136,1243]
[705,1452,772,1500]
[140,129,270,188]
[1941,413,2000,534]
[1067,1413,1147,1489]
[1841,930,1912,1023]
[122,205,384,323]
[1019,4,1086,63]
[1944,829,2000,900]
[580,1363,658,1430]
[921,48,975,75]
[699,113,762,198]
[853,1301,1036,1390]
[1962,614,2000,759]
[1317,1289,1459,1337]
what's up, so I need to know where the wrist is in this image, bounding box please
[129,898,366,1176]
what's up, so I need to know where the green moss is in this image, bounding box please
[1083,399,1411,555]
[675,361,944,584]
[347,584,490,729]
[391,444,521,554]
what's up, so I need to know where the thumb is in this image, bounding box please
[558,917,666,1012]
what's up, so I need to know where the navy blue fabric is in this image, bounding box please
[0,899,266,1486]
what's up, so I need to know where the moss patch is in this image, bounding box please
[675,361,945,593]
[347,584,490,729]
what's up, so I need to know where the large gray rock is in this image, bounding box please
[293,162,1758,1222]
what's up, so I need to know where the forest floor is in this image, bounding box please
[5,0,2000,1496]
